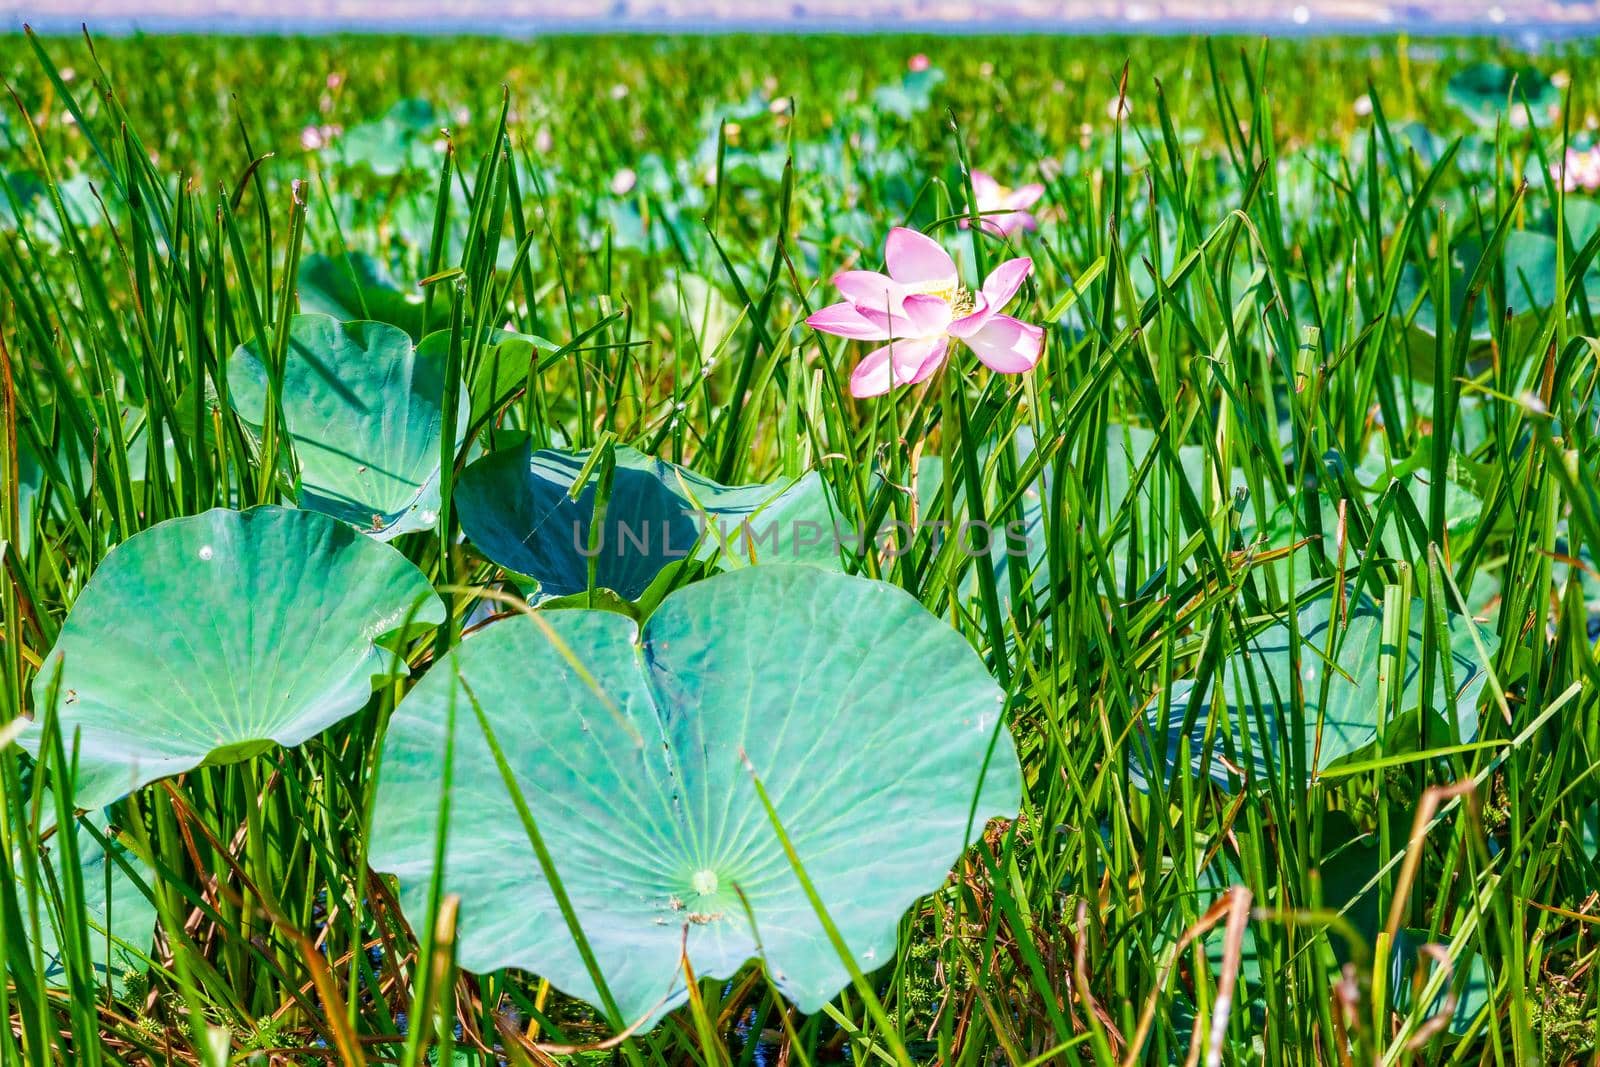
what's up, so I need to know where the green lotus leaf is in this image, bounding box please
[22,507,444,809]
[1445,63,1559,128]
[871,65,946,119]
[653,273,740,356]
[15,432,41,560]
[1557,197,1600,247]
[455,443,840,600]
[877,424,1223,618]
[1163,811,1387,1054]
[1131,591,1496,793]
[1390,927,1491,1038]
[325,99,445,178]
[369,565,1020,1028]
[907,447,1049,612]
[3,171,103,246]
[0,170,47,231]
[1247,440,1491,587]
[1398,231,1599,371]
[1103,425,1245,590]
[466,330,560,431]
[297,251,426,337]
[229,314,467,540]
[29,807,156,993]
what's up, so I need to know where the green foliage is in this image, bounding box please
[21,507,443,808]
[2,26,1599,1067]
[370,565,1020,1026]
[455,442,837,599]
[1132,590,1497,792]
[230,315,468,539]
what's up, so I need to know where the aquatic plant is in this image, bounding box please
[455,443,840,600]
[230,315,467,540]
[21,507,442,808]
[805,228,1043,396]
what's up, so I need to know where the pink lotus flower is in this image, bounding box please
[806,227,1043,398]
[1555,145,1600,193]
[300,123,341,151]
[960,171,1045,238]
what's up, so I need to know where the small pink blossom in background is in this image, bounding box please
[300,123,341,151]
[534,126,554,154]
[326,72,344,90]
[806,227,1043,398]
[908,53,931,73]
[1353,94,1373,117]
[59,67,76,82]
[610,167,638,196]
[959,170,1045,239]
[610,83,630,100]
[1554,145,1600,193]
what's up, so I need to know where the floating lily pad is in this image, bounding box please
[1130,591,1496,793]
[1398,230,1600,376]
[463,329,560,432]
[326,99,445,177]
[2,171,104,247]
[455,443,839,599]
[229,314,467,540]
[297,252,426,338]
[1249,440,1491,585]
[22,507,443,809]
[871,66,946,119]
[1445,63,1558,128]
[1102,425,1246,589]
[1163,812,1384,1055]
[370,564,1020,1027]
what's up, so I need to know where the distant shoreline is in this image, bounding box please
[5,13,1599,40]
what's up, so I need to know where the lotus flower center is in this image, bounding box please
[902,280,976,318]
[691,869,719,896]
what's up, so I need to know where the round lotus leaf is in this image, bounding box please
[370,565,1020,1028]
[22,506,444,809]
[325,99,446,178]
[455,443,840,600]
[297,252,426,338]
[229,314,467,541]
[1130,591,1496,793]
[1445,63,1558,127]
